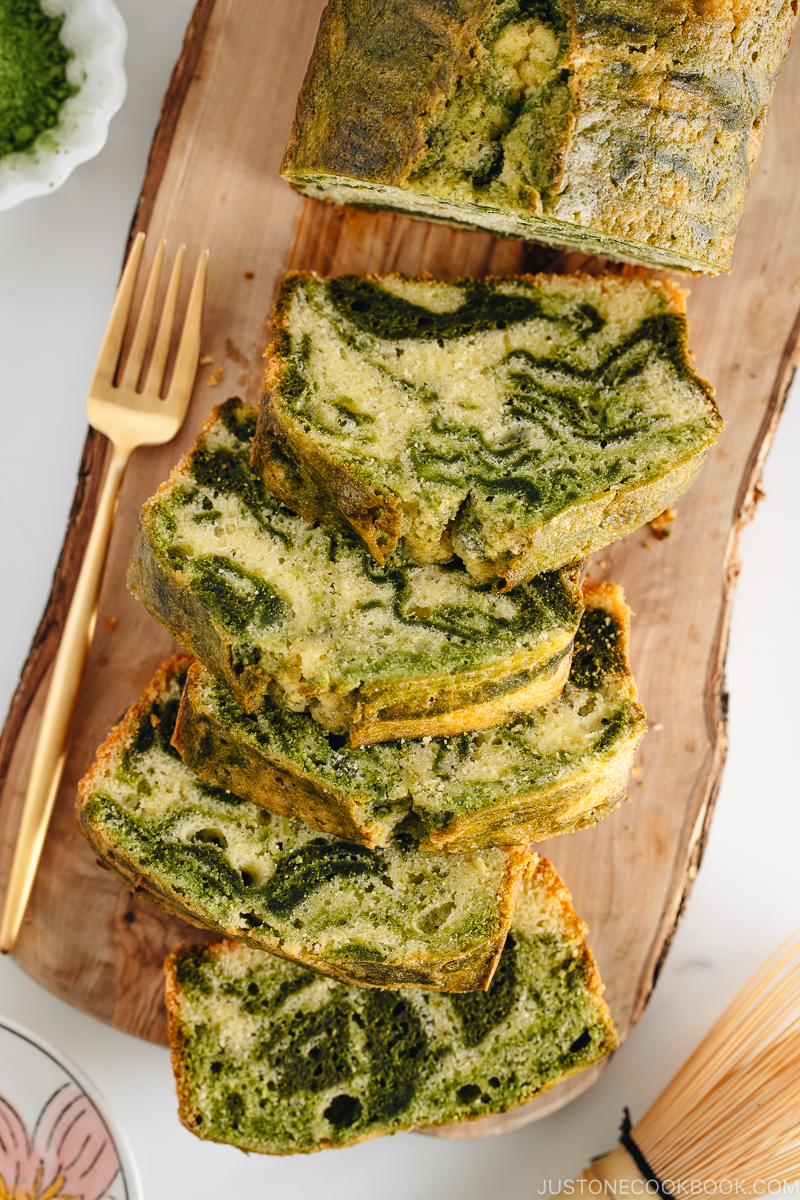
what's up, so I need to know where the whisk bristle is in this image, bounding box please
[633,933,800,1191]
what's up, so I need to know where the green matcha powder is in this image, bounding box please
[0,0,77,158]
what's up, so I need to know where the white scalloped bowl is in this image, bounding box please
[0,1014,143,1200]
[0,0,127,212]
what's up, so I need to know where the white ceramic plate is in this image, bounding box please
[0,1015,142,1200]
[0,0,127,212]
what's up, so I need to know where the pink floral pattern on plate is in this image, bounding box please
[0,1085,120,1200]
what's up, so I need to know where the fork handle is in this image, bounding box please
[0,444,131,953]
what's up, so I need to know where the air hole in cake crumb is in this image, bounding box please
[418,900,455,933]
[194,828,228,848]
[324,1094,362,1128]
[242,912,261,928]
[457,1084,481,1104]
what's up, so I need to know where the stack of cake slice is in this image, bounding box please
[79,269,720,1151]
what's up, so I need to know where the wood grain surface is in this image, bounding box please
[1,0,798,1139]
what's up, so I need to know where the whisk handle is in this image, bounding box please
[552,1146,649,1200]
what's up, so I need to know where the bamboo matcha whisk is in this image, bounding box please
[561,933,800,1197]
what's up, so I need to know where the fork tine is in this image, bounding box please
[119,239,166,392]
[143,243,185,398]
[90,231,145,391]
[165,248,209,411]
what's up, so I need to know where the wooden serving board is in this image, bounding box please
[1,0,799,1139]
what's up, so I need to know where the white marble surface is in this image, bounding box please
[1,5,799,1197]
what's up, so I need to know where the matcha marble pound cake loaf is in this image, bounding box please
[282,0,796,274]
[128,397,584,740]
[254,272,720,589]
[175,581,645,851]
[77,655,531,992]
[166,857,617,1154]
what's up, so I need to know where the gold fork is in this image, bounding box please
[0,231,209,953]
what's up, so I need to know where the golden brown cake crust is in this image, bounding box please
[351,644,573,746]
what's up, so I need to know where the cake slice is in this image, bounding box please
[77,656,531,992]
[252,272,721,588]
[128,398,583,738]
[281,0,796,275]
[166,857,617,1155]
[174,581,646,851]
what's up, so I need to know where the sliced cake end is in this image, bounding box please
[282,1,796,274]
